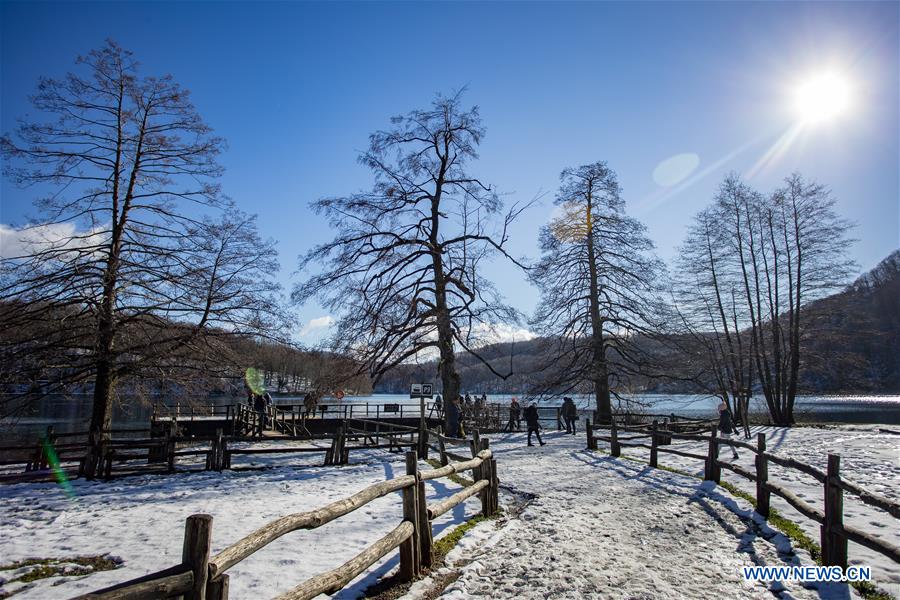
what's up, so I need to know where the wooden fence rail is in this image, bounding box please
[585,418,900,569]
[72,443,499,600]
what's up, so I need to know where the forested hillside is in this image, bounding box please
[375,251,900,396]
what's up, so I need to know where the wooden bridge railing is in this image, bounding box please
[72,443,500,600]
[586,419,900,568]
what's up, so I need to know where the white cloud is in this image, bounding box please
[0,222,108,260]
[299,315,335,337]
[470,322,537,346]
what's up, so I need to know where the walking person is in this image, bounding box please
[717,401,740,459]
[524,402,545,446]
[507,397,521,432]
[562,397,578,435]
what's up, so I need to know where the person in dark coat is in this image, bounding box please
[444,396,462,438]
[562,397,578,435]
[717,401,739,459]
[507,397,521,432]
[524,403,545,446]
[253,393,266,438]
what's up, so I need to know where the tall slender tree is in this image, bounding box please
[529,162,663,423]
[672,173,855,425]
[293,92,527,402]
[0,41,284,447]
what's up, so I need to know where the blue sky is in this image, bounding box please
[2,1,898,343]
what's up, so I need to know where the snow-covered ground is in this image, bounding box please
[406,428,896,600]
[0,426,896,599]
[0,442,480,599]
[601,425,899,585]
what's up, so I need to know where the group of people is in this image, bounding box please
[444,394,586,448]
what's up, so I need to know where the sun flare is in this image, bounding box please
[793,71,852,123]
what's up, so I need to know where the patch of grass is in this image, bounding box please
[432,514,493,562]
[0,555,122,597]
[588,449,895,600]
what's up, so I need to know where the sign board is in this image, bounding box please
[383,403,400,413]
[410,383,433,399]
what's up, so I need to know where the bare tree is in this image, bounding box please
[293,91,528,402]
[670,206,754,435]
[0,41,284,452]
[529,162,663,423]
[672,173,855,425]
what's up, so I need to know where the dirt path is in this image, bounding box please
[426,432,859,600]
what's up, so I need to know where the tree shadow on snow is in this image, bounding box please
[567,449,853,600]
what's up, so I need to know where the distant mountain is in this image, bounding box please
[797,250,900,393]
[374,250,900,395]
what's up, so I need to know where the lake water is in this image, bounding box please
[2,393,898,445]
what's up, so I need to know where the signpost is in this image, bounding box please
[410,383,434,458]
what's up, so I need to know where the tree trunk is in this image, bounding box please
[584,191,611,423]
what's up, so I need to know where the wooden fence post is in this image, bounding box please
[418,420,429,460]
[415,457,433,568]
[586,419,596,450]
[183,514,213,600]
[399,451,421,581]
[610,419,620,457]
[556,407,562,431]
[206,574,229,600]
[649,420,658,468]
[492,456,500,514]
[705,427,719,483]
[478,439,491,517]
[167,432,176,473]
[438,435,448,466]
[755,433,769,519]
[822,454,848,569]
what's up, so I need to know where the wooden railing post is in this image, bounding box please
[438,435,448,466]
[207,573,229,600]
[755,433,769,519]
[649,420,658,468]
[415,457,433,568]
[478,439,491,517]
[399,451,421,581]
[586,419,596,450]
[490,455,499,515]
[183,514,213,600]
[822,454,848,569]
[705,427,719,483]
[610,419,620,457]
[556,407,562,431]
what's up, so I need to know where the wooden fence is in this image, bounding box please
[72,441,499,600]
[586,419,900,568]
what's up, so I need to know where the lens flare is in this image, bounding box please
[42,437,75,500]
[244,367,265,395]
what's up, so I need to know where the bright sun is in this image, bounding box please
[793,71,853,123]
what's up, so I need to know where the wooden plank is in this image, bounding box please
[656,446,707,461]
[427,480,489,520]
[763,452,826,483]
[274,521,413,600]
[835,477,900,519]
[715,459,757,481]
[764,482,825,524]
[832,523,900,564]
[208,474,416,576]
[70,566,193,600]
